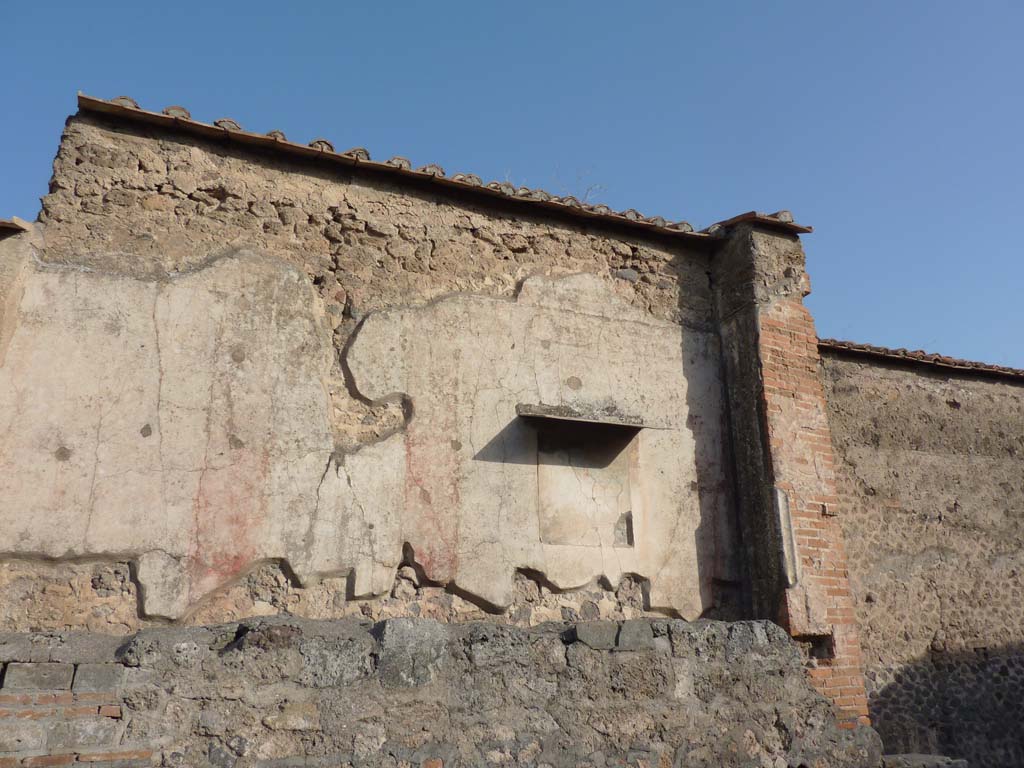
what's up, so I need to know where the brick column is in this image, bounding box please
[712,220,869,725]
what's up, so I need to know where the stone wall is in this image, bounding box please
[0,111,739,628]
[0,98,887,734]
[0,617,882,768]
[821,351,1024,766]
[713,228,869,723]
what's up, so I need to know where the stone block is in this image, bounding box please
[377,619,447,687]
[3,662,74,690]
[298,635,373,687]
[0,635,34,663]
[612,267,639,283]
[46,717,121,750]
[48,635,126,665]
[73,664,126,692]
[573,621,619,650]
[262,702,320,731]
[616,620,655,651]
[0,720,46,752]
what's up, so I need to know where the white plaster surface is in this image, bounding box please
[346,273,728,617]
[1,238,727,619]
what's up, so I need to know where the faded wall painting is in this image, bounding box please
[1,234,731,620]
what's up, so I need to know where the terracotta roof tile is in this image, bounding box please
[214,118,243,131]
[161,105,191,119]
[703,210,811,235]
[819,338,1024,381]
[76,93,813,242]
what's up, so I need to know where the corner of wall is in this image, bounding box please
[711,223,869,725]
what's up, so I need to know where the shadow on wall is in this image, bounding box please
[674,255,745,622]
[871,643,1024,767]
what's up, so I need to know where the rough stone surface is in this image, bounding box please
[883,756,969,768]
[573,621,618,650]
[822,353,1024,766]
[0,112,740,627]
[73,663,126,692]
[2,662,74,690]
[0,618,882,767]
[0,721,45,752]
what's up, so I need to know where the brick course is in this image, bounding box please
[712,225,870,726]
[758,298,869,722]
[0,663,137,767]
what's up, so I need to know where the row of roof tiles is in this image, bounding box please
[819,339,1024,381]
[77,94,811,242]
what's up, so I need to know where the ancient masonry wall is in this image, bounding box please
[758,300,867,721]
[713,228,868,725]
[821,352,1024,766]
[0,112,739,627]
[0,100,878,734]
[0,617,882,768]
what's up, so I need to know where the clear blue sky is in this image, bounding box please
[3,1,1021,366]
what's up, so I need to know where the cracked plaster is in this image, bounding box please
[1,114,738,625]
[0,227,727,619]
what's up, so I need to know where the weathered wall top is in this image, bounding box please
[74,94,811,242]
[820,337,1024,382]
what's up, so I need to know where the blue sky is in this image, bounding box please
[3,1,1021,366]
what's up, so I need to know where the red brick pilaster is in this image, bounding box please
[712,222,868,725]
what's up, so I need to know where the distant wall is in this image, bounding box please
[821,351,1024,765]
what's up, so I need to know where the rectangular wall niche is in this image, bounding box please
[516,404,642,550]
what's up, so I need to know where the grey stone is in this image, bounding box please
[299,634,374,687]
[208,743,237,768]
[376,618,447,687]
[0,719,45,751]
[616,619,655,651]
[73,662,126,692]
[2,661,74,689]
[883,757,969,768]
[0,617,879,767]
[725,622,756,661]
[612,267,640,282]
[170,641,204,668]
[574,621,619,650]
[48,634,126,664]
[46,716,121,749]
[0,634,34,662]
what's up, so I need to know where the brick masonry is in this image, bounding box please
[712,224,869,725]
[758,298,869,723]
[0,662,148,768]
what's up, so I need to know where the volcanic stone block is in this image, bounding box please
[3,662,75,690]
